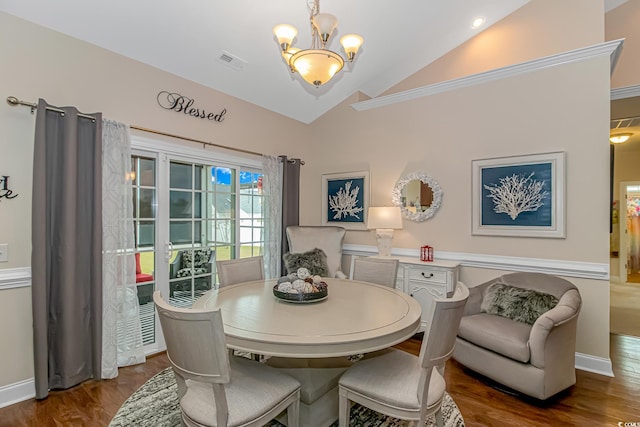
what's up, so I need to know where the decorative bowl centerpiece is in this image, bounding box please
[273,267,328,303]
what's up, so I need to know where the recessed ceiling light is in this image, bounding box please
[610,133,633,144]
[471,17,486,29]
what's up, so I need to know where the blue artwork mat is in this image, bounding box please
[326,177,365,223]
[481,162,553,227]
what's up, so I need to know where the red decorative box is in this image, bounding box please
[420,245,433,262]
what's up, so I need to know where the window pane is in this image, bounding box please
[139,158,155,186]
[194,221,202,245]
[138,221,155,247]
[214,194,234,219]
[216,220,234,245]
[195,165,203,191]
[194,192,203,219]
[212,167,234,192]
[139,188,156,218]
[170,162,192,189]
[170,190,192,219]
[170,221,192,244]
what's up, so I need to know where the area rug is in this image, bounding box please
[109,367,465,427]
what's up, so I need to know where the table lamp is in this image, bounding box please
[367,206,403,257]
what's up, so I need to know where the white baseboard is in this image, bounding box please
[575,352,614,377]
[0,378,35,409]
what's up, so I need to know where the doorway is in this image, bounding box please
[622,183,640,283]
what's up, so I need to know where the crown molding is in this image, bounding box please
[610,84,640,100]
[352,39,625,112]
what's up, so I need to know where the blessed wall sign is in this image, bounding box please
[157,91,227,123]
[0,176,18,202]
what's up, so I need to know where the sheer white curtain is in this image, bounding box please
[262,155,283,279]
[101,119,145,378]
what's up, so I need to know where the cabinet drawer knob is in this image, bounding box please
[421,272,434,278]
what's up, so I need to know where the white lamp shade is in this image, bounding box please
[340,34,364,61]
[273,24,298,49]
[367,206,403,229]
[312,13,338,41]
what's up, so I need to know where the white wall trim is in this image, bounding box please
[575,353,614,377]
[343,245,609,280]
[0,267,31,290]
[351,39,624,112]
[610,84,640,100]
[0,378,35,409]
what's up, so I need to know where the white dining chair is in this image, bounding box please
[153,291,301,427]
[216,256,265,287]
[338,283,469,427]
[349,256,399,288]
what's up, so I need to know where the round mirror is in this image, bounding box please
[391,172,443,222]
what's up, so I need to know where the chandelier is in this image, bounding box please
[273,0,364,87]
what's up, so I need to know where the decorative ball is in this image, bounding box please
[312,275,322,284]
[296,267,311,280]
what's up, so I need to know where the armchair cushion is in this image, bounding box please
[481,283,559,325]
[458,313,532,363]
[283,248,330,277]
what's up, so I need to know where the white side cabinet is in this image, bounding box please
[394,257,460,331]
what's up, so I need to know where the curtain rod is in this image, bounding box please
[7,96,96,122]
[6,95,304,165]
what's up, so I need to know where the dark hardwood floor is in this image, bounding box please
[0,334,638,427]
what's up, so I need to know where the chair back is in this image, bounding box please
[349,256,399,288]
[419,282,469,370]
[217,256,265,287]
[286,226,346,278]
[153,291,231,384]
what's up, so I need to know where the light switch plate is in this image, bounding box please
[0,244,8,262]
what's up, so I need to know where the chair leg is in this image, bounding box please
[338,389,350,427]
[287,398,299,427]
[435,407,444,427]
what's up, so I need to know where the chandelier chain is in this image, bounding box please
[307,0,321,49]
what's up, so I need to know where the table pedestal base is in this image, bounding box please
[267,357,353,427]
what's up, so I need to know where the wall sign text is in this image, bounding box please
[157,91,227,123]
[0,176,18,202]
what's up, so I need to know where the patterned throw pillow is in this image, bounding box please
[177,249,212,277]
[283,248,330,277]
[481,283,559,325]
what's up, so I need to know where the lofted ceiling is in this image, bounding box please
[0,0,534,124]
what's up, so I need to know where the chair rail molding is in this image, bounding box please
[352,39,624,112]
[0,267,31,290]
[343,245,609,280]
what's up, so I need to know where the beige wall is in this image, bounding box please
[0,0,628,395]
[0,12,308,387]
[607,0,640,89]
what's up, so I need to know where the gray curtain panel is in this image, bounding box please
[31,99,103,399]
[279,156,301,272]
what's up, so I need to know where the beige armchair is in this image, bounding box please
[453,272,582,400]
[285,226,346,278]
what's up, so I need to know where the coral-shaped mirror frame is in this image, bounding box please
[391,172,443,222]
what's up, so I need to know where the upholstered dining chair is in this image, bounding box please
[337,283,469,427]
[285,226,346,278]
[153,291,301,427]
[216,256,265,287]
[349,256,399,288]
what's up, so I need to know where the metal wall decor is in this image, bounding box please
[157,91,227,123]
[0,176,18,201]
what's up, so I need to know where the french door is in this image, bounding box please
[131,141,264,354]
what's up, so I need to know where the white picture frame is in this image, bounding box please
[472,152,566,238]
[321,171,370,230]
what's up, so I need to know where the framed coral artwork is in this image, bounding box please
[321,171,370,230]
[472,152,565,238]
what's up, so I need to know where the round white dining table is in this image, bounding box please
[192,278,422,358]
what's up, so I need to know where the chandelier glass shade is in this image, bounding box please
[273,0,363,87]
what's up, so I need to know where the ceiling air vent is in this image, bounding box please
[217,51,247,71]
